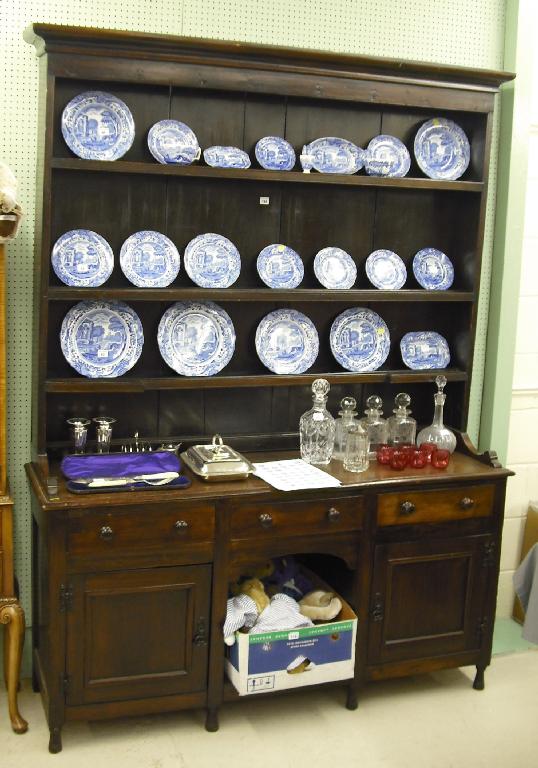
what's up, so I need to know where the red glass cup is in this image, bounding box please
[400,443,416,460]
[431,448,450,469]
[390,448,408,471]
[419,442,437,463]
[410,448,427,469]
[376,444,393,465]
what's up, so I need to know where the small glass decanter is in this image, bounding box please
[299,378,336,465]
[333,396,359,461]
[387,393,417,446]
[416,375,457,453]
[359,395,388,457]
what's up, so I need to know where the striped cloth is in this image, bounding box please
[223,594,258,646]
[250,593,314,635]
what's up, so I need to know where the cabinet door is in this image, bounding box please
[66,565,211,705]
[368,535,492,665]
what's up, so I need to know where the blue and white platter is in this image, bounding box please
[184,233,241,288]
[257,244,304,289]
[255,309,319,374]
[61,91,135,161]
[330,308,390,372]
[301,137,365,174]
[147,120,201,165]
[203,146,251,169]
[365,249,407,290]
[255,136,296,171]
[51,229,114,287]
[60,301,144,378]
[365,135,411,177]
[314,247,356,289]
[414,118,470,181]
[413,247,454,290]
[157,300,235,376]
[400,331,450,370]
[119,231,180,288]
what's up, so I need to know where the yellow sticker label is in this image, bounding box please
[377,328,385,335]
[277,245,285,252]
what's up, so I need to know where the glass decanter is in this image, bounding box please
[359,395,388,457]
[299,378,336,465]
[333,396,359,461]
[387,393,417,446]
[417,375,457,453]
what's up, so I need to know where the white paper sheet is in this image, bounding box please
[253,459,341,492]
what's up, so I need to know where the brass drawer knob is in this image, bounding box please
[327,507,341,522]
[258,512,273,529]
[400,501,416,516]
[459,497,475,510]
[174,520,189,532]
[99,525,113,540]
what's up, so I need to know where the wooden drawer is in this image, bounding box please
[377,484,495,526]
[230,496,363,541]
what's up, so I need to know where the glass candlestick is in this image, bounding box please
[299,378,335,465]
[333,396,359,461]
[387,392,417,446]
[359,395,388,458]
[416,375,457,453]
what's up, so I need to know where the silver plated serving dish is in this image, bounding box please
[180,434,254,482]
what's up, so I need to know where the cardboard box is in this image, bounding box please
[512,502,538,624]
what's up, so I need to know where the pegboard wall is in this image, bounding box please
[0,0,506,623]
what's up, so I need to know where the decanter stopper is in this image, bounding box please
[366,394,382,412]
[299,378,335,465]
[312,377,330,402]
[394,392,411,411]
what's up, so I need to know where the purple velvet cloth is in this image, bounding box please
[61,451,180,480]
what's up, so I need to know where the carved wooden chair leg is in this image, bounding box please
[473,665,485,690]
[0,599,28,733]
[205,707,219,732]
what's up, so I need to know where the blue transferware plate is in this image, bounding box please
[61,91,135,161]
[412,247,454,290]
[313,247,356,289]
[255,136,296,171]
[301,137,365,174]
[365,249,407,290]
[157,300,235,376]
[203,146,251,169]
[184,233,241,288]
[330,307,390,372]
[147,120,201,165]
[60,301,144,378]
[255,309,319,374]
[365,135,411,177]
[51,229,114,287]
[120,231,181,288]
[414,118,470,181]
[400,331,450,370]
[257,244,304,289]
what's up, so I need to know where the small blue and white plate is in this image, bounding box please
[314,247,356,289]
[255,136,296,171]
[203,146,251,169]
[147,120,201,165]
[61,91,135,161]
[257,244,304,289]
[60,301,144,378]
[120,231,180,288]
[330,308,390,372]
[413,248,454,290]
[51,229,114,287]
[301,137,365,174]
[400,331,450,370]
[414,118,470,181]
[157,300,235,376]
[366,249,407,290]
[365,135,411,177]
[255,309,319,374]
[184,233,241,288]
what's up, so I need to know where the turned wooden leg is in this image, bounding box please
[205,707,219,732]
[473,665,485,691]
[49,726,62,753]
[0,598,28,733]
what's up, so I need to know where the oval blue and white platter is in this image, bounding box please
[365,135,411,177]
[365,249,407,290]
[314,247,356,289]
[203,146,251,169]
[400,331,450,370]
[412,247,454,290]
[120,231,181,288]
[302,137,365,174]
[414,118,470,181]
[147,120,200,165]
[330,308,390,372]
[61,91,135,161]
[51,229,114,287]
[255,136,296,171]
[255,309,319,374]
[157,300,235,376]
[257,244,304,289]
[184,233,241,288]
[60,300,144,378]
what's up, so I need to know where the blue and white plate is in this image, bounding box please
[400,331,450,370]
[365,135,411,177]
[365,249,407,290]
[314,247,356,289]
[184,233,241,288]
[60,301,143,378]
[120,231,180,288]
[147,120,200,165]
[255,136,296,171]
[157,300,235,376]
[413,248,454,290]
[330,308,390,372]
[61,91,135,161]
[414,118,470,181]
[51,229,114,287]
[257,244,304,289]
[255,309,319,374]
[301,137,365,174]
[203,146,251,169]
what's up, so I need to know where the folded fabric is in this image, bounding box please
[61,451,180,480]
[299,590,342,621]
[513,542,538,644]
[250,593,314,635]
[223,594,258,646]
